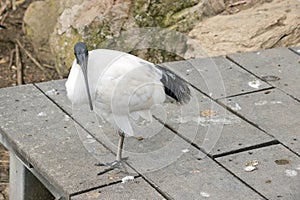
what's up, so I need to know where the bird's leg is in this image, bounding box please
[96,130,128,175]
[108,130,128,167]
[116,129,125,162]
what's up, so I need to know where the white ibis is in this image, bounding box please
[66,42,191,167]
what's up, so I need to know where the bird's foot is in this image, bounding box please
[95,157,129,175]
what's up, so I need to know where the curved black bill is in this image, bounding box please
[77,53,93,111]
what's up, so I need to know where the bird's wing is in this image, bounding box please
[155,65,191,104]
[95,53,165,117]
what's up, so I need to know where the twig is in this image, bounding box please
[43,64,56,69]
[8,49,15,69]
[15,0,25,6]
[0,11,9,25]
[15,39,51,79]
[12,0,16,10]
[15,43,23,85]
[0,0,10,16]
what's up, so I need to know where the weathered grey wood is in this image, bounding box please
[1,131,65,199]
[156,88,276,157]
[143,146,264,200]
[1,46,299,199]
[36,80,191,173]
[9,152,54,200]
[217,144,300,199]
[36,75,265,199]
[0,85,133,199]
[228,47,300,100]
[37,80,275,159]
[163,56,271,99]
[71,177,166,200]
[220,89,300,155]
[36,79,73,114]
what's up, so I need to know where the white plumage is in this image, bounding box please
[66,42,190,164]
[66,49,165,136]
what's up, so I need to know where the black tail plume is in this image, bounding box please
[156,65,191,104]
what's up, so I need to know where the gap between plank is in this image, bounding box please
[70,175,140,198]
[35,80,268,200]
[217,87,274,100]
[226,55,300,103]
[211,157,269,200]
[213,140,280,158]
[155,116,269,200]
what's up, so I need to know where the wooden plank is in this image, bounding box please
[163,56,271,99]
[37,79,274,161]
[217,145,300,199]
[228,47,300,100]
[152,86,275,157]
[71,177,166,200]
[220,89,300,155]
[36,76,265,199]
[144,146,264,200]
[0,85,135,198]
[36,80,193,174]
[38,79,73,113]
[9,152,54,200]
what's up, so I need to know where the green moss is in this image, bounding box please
[52,0,205,76]
[132,0,200,31]
[84,19,113,49]
[54,19,116,76]
[54,30,82,76]
[130,48,184,64]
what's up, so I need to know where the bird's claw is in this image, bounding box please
[96,157,129,176]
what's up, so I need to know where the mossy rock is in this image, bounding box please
[25,0,225,76]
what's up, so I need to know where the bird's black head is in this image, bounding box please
[74,42,88,65]
[73,42,93,111]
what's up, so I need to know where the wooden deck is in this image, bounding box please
[0,47,299,200]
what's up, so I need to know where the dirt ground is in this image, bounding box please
[0,145,8,200]
[0,1,59,199]
[0,1,59,88]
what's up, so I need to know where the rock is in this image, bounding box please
[24,1,59,47]
[23,1,60,64]
[189,0,300,56]
[23,0,299,75]
[132,0,225,32]
[24,0,225,76]
[49,0,225,75]
[23,0,84,66]
[49,0,133,75]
